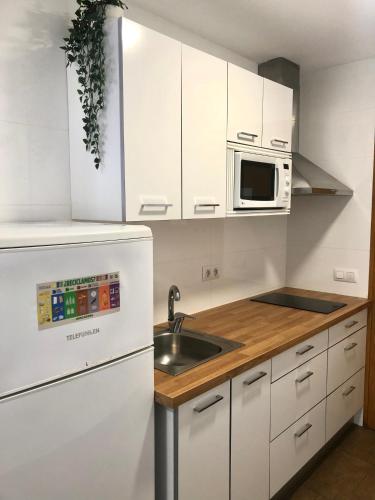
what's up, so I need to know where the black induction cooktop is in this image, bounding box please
[251,292,346,314]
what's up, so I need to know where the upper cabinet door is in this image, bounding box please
[262,79,293,152]
[227,63,263,146]
[182,45,227,219]
[122,19,181,221]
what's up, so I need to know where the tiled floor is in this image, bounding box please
[290,426,375,500]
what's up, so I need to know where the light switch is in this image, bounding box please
[333,268,358,283]
[334,269,345,281]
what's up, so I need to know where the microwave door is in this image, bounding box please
[235,159,277,208]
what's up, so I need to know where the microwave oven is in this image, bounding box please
[231,149,292,210]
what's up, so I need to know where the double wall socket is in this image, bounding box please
[333,268,358,283]
[202,265,220,281]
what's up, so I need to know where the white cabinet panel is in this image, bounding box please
[262,79,293,152]
[231,360,271,500]
[327,327,366,394]
[270,400,326,497]
[271,351,327,440]
[178,381,230,500]
[328,309,367,347]
[227,64,263,146]
[122,19,181,221]
[272,330,328,382]
[326,369,365,441]
[182,45,227,219]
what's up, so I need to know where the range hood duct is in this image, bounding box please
[258,57,353,196]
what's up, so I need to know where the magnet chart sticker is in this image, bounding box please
[37,272,120,330]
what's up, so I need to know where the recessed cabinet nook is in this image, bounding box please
[156,309,367,500]
[67,18,293,222]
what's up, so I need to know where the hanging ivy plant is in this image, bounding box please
[61,0,127,169]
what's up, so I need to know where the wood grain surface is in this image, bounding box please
[154,287,370,408]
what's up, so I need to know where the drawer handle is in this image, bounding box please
[294,422,312,438]
[345,320,359,329]
[296,345,314,356]
[271,138,289,145]
[194,395,224,413]
[295,371,314,384]
[194,203,220,207]
[344,342,358,352]
[141,202,173,208]
[343,385,356,397]
[243,371,267,386]
[237,132,258,140]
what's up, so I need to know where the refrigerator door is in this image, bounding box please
[0,238,152,397]
[0,348,154,500]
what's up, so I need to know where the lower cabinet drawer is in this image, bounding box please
[272,329,328,382]
[326,368,365,442]
[329,309,367,347]
[327,327,366,394]
[271,351,327,440]
[270,399,326,497]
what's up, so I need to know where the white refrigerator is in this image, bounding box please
[0,222,154,500]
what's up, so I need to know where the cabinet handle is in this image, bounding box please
[243,371,267,386]
[141,202,173,207]
[271,138,289,145]
[345,320,358,329]
[343,385,356,397]
[295,371,314,384]
[294,422,312,438]
[194,395,224,413]
[344,342,358,352]
[296,345,314,356]
[237,132,258,140]
[195,203,220,207]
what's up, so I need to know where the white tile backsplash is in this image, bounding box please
[149,217,287,324]
[286,59,375,297]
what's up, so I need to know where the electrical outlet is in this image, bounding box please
[333,268,358,283]
[212,266,220,279]
[202,265,212,281]
[202,265,221,281]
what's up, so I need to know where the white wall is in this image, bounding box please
[286,58,375,297]
[0,0,72,221]
[148,216,287,324]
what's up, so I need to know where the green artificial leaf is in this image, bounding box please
[61,0,125,169]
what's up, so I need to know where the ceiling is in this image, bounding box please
[129,0,375,71]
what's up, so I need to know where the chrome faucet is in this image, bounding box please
[167,285,195,333]
[168,285,180,323]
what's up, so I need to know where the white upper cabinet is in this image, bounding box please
[227,63,263,147]
[262,79,293,152]
[182,45,227,219]
[122,19,182,221]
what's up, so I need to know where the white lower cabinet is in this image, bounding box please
[155,381,231,500]
[326,368,365,442]
[270,400,326,497]
[178,381,230,500]
[231,360,271,500]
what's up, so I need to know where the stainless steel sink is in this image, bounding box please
[154,329,243,376]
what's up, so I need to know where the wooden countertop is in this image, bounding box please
[154,287,370,408]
